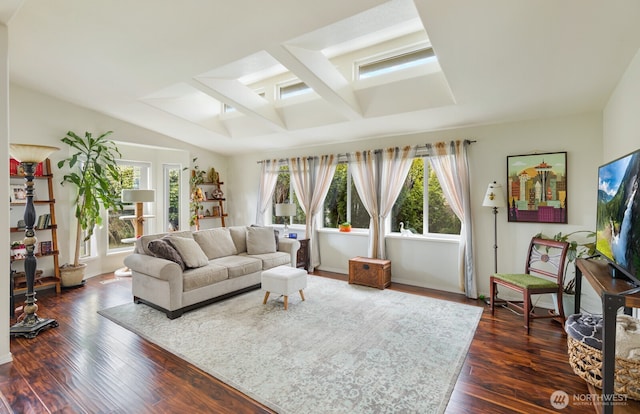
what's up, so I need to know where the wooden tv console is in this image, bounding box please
[575,258,640,414]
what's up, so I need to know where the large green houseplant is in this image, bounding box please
[58,130,123,286]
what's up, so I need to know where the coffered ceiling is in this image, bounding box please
[5,0,640,155]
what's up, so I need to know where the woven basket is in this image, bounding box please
[567,335,640,400]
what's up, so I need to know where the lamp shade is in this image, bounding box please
[122,189,155,203]
[482,181,506,208]
[275,203,296,217]
[9,144,59,163]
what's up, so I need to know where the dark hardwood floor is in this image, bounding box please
[0,270,619,413]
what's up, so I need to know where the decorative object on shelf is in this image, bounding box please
[339,222,351,232]
[39,240,53,255]
[207,167,218,184]
[11,241,26,259]
[9,143,60,338]
[10,184,27,203]
[506,151,568,223]
[276,203,296,237]
[58,130,124,287]
[482,181,506,274]
[186,157,206,228]
[212,188,224,199]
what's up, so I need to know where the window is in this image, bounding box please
[107,161,151,251]
[164,164,181,231]
[357,47,436,80]
[278,80,312,100]
[323,164,369,229]
[322,158,460,235]
[391,158,460,235]
[272,165,304,225]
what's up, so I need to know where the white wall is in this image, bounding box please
[228,112,603,306]
[604,48,640,160]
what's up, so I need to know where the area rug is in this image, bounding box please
[98,276,482,413]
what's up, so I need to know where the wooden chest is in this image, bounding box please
[348,257,391,289]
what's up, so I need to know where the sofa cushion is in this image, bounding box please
[247,251,291,270]
[229,226,247,254]
[183,263,228,292]
[247,226,277,255]
[210,255,262,278]
[193,228,236,259]
[166,236,209,269]
[147,238,186,270]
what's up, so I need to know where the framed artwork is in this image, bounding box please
[10,184,27,203]
[506,151,567,223]
[212,206,221,217]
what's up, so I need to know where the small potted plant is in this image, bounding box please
[339,222,352,232]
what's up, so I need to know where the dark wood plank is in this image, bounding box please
[2,270,635,413]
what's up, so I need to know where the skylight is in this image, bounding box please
[278,81,312,100]
[357,47,436,80]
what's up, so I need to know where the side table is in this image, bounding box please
[296,238,309,270]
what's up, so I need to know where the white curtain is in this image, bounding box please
[425,140,476,298]
[378,146,417,258]
[288,155,337,271]
[348,146,417,259]
[255,159,280,225]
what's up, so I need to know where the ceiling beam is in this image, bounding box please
[191,78,286,130]
[268,44,363,121]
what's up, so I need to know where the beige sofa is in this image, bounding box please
[123,225,300,318]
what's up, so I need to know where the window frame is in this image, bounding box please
[163,163,182,232]
[355,44,436,81]
[320,157,460,237]
[107,160,152,253]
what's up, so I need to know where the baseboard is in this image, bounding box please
[0,352,13,365]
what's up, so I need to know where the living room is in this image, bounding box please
[2,1,640,412]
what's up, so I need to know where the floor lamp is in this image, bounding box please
[483,181,506,274]
[121,189,156,238]
[275,203,296,237]
[10,144,60,338]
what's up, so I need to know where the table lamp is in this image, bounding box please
[275,203,296,237]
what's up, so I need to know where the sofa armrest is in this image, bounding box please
[124,253,183,283]
[278,238,300,267]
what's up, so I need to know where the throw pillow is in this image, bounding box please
[193,228,236,259]
[250,224,280,250]
[147,239,186,270]
[229,226,247,254]
[166,236,209,268]
[246,226,277,255]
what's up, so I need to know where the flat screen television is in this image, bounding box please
[596,148,640,285]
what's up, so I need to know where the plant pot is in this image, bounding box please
[339,225,351,232]
[60,263,87,287]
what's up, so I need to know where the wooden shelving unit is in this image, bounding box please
[10,158,61,296]
[196,180,228,228]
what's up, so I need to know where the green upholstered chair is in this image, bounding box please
[490,237,569,334]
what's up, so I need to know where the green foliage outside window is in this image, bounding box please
[167,168,180,231]
[107,165,137,249]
